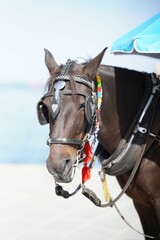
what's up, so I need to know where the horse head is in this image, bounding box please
[37,48,107,183]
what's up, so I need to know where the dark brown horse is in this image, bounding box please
[37,48,160,239]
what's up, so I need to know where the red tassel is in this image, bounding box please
[82,163,91,183]
[82,141,93,183]
[83,141,93,163]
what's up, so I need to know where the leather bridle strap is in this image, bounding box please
[47,137,83,146]
[45,74,95,148]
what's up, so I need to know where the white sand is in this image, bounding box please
[0,164,144,240]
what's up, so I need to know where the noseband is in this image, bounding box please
[37,59,97,148]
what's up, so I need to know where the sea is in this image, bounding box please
[0,83,49,164]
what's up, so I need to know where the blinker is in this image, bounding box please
[37,100,49,125]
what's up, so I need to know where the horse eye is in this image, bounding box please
[79,103,85,109]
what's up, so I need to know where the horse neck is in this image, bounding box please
[98,65,146,154]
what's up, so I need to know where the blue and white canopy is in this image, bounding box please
[111,13,160,54]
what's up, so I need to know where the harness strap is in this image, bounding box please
[101,74,160,176]
[82,142,146,207]
[60,89,91,97]
[61,59,75,75]
[113,203,159,239]
[55,75,93,89]
[47,137,83,146]
[149,132,160,145]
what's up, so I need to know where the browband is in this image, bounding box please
[55,75,94,89]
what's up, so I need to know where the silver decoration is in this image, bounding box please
[54,80,66,90]
[52,103,59,113]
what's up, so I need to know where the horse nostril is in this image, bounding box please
[46,156,73,179]
[64,158,72,169]
[63,158,73,173]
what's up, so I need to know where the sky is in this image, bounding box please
[0,0,160,84]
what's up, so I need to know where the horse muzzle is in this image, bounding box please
[46,148,77,183]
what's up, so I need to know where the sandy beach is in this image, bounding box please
[0,164,144,240]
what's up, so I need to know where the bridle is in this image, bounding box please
[37,59,100,200]
[37,59,97,149]
[47,76,97,147]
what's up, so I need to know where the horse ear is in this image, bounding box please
[44,49,59,73]
[83,47,107,76]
